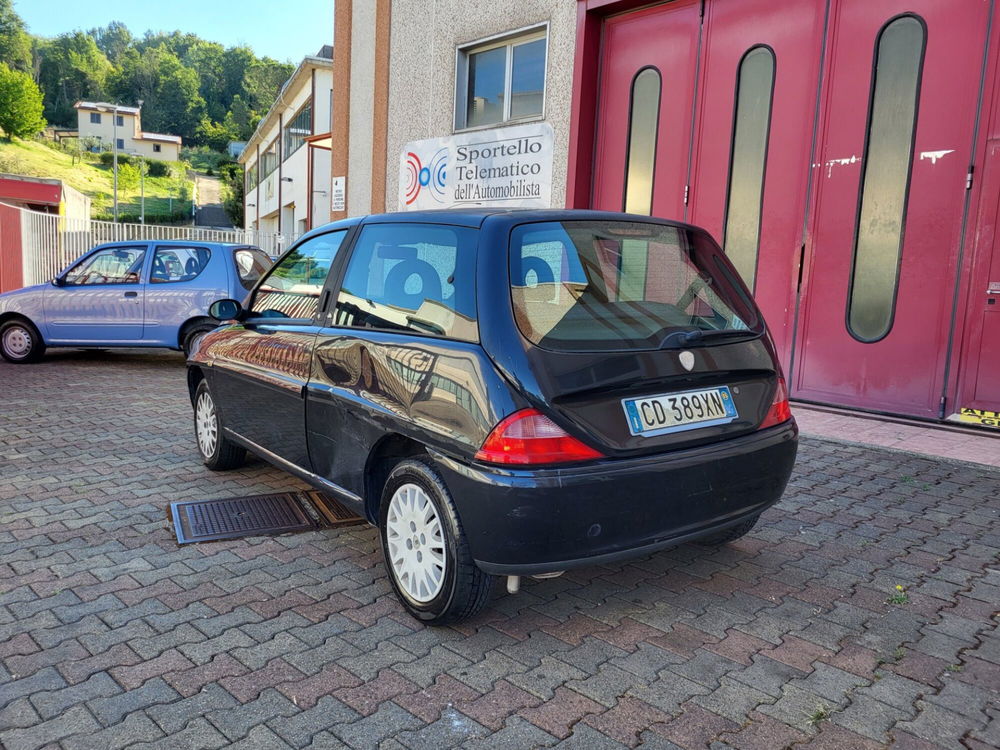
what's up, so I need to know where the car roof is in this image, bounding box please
[299,208,703,242]
[95,240,257,249]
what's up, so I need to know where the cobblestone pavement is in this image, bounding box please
[1,350,998,750]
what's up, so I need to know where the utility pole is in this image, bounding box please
[112,105,119,222]
[139,157,145,224]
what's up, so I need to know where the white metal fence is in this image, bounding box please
[7,203,296,287]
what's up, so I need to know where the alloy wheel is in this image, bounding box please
[195,391,219,457]
[385,482,447,602]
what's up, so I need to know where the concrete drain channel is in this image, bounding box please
[168,490,365,544]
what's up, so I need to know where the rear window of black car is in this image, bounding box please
[509,221,762,352]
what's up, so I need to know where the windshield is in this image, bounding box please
[509,221,762,352]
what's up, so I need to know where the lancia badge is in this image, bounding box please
[679,350,695,371]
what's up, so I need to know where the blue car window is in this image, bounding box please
[250,231,348,319]
[64,247,146,285]
[151,246,211,284]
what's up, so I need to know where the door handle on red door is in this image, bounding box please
[124,291,138,298]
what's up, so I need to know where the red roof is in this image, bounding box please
[0,175,61,206]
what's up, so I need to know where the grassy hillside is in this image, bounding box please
[0,138,194,222]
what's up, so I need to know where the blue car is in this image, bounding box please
[0,241,272,363]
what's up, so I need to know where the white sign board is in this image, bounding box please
[331,176,345,212]
[398,122,553,211]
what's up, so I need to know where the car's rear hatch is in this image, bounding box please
[504,219,783,458]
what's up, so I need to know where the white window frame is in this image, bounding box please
[454,23,548,132]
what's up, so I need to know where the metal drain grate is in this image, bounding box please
[169,491,364,545]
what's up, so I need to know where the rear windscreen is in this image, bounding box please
[509,221,762,352]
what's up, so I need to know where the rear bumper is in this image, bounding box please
[432,420,798,576]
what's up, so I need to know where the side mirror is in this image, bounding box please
[52,276,66,287]
[209,299,244,321]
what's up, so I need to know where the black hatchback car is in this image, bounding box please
[188,209,797,624]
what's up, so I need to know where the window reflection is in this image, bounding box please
[849,16,925,342]
[723,46,774,289]
[251,231,347,319]
[624,68,661,216]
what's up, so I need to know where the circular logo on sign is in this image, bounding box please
[679,350,695,371]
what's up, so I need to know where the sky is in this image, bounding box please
[14,0,334,63]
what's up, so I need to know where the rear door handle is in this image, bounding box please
[124,291,138,298]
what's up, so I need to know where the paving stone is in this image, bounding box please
[831,693,913,743]
[205,688,300,741]
[896,700,987,747]
[0,705,100,750]
[63,710,164,750]
[692,676,773,725]
[330,701,423,748]
[462,715,559,749]
[30,670,121,720]
[126,716,230,749]
[0,697,41,730]
[146,683,239,733]
[87,677,179,726]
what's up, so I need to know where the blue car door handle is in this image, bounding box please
[124,291,138,298]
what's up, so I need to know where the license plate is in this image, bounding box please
[623,386,738,437]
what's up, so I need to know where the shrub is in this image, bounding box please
[99,151,133,167]
[146,161,170,178]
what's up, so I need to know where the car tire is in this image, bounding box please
[697,513,761,546]
[182,323,217,357]
[379,457,493,625]
[0,318,45,364]
[194,380,246,470]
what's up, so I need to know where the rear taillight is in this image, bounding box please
[758,377,792,430]
[475,408,604,465]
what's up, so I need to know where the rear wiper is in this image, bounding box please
[658,328,760,349]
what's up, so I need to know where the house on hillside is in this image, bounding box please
[74,102,182,161]
[239,46,333,238]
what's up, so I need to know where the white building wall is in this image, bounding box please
[384,0,577,212]
[242,60,334,235]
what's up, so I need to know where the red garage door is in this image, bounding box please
[586,0,993,419]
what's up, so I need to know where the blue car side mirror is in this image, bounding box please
[209,299,244,321]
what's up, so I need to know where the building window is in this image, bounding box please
[153,144,161,153]
[723,46,775,289]
[283,100,312,160]
[455,26,547,130]
[623,67,661,216]
[90,112,101,124]
[116,138,125,150]
[261,140,279,179]
[245,163,258,192]
[848,15,925,343]
[116,115,124,127]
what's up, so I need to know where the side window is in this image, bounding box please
[250,231,347,319]
[151,246,211,283]
[234,248,273,291]
[64,247,146,285]
[335,223,478,342]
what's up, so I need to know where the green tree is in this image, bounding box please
[89,21,134,64]
[0,63,46,140]
[0,0,31,74]
[227,94,254,140]
[37,32,113,125]
[221,163,244,227]
[116,161,140,196]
